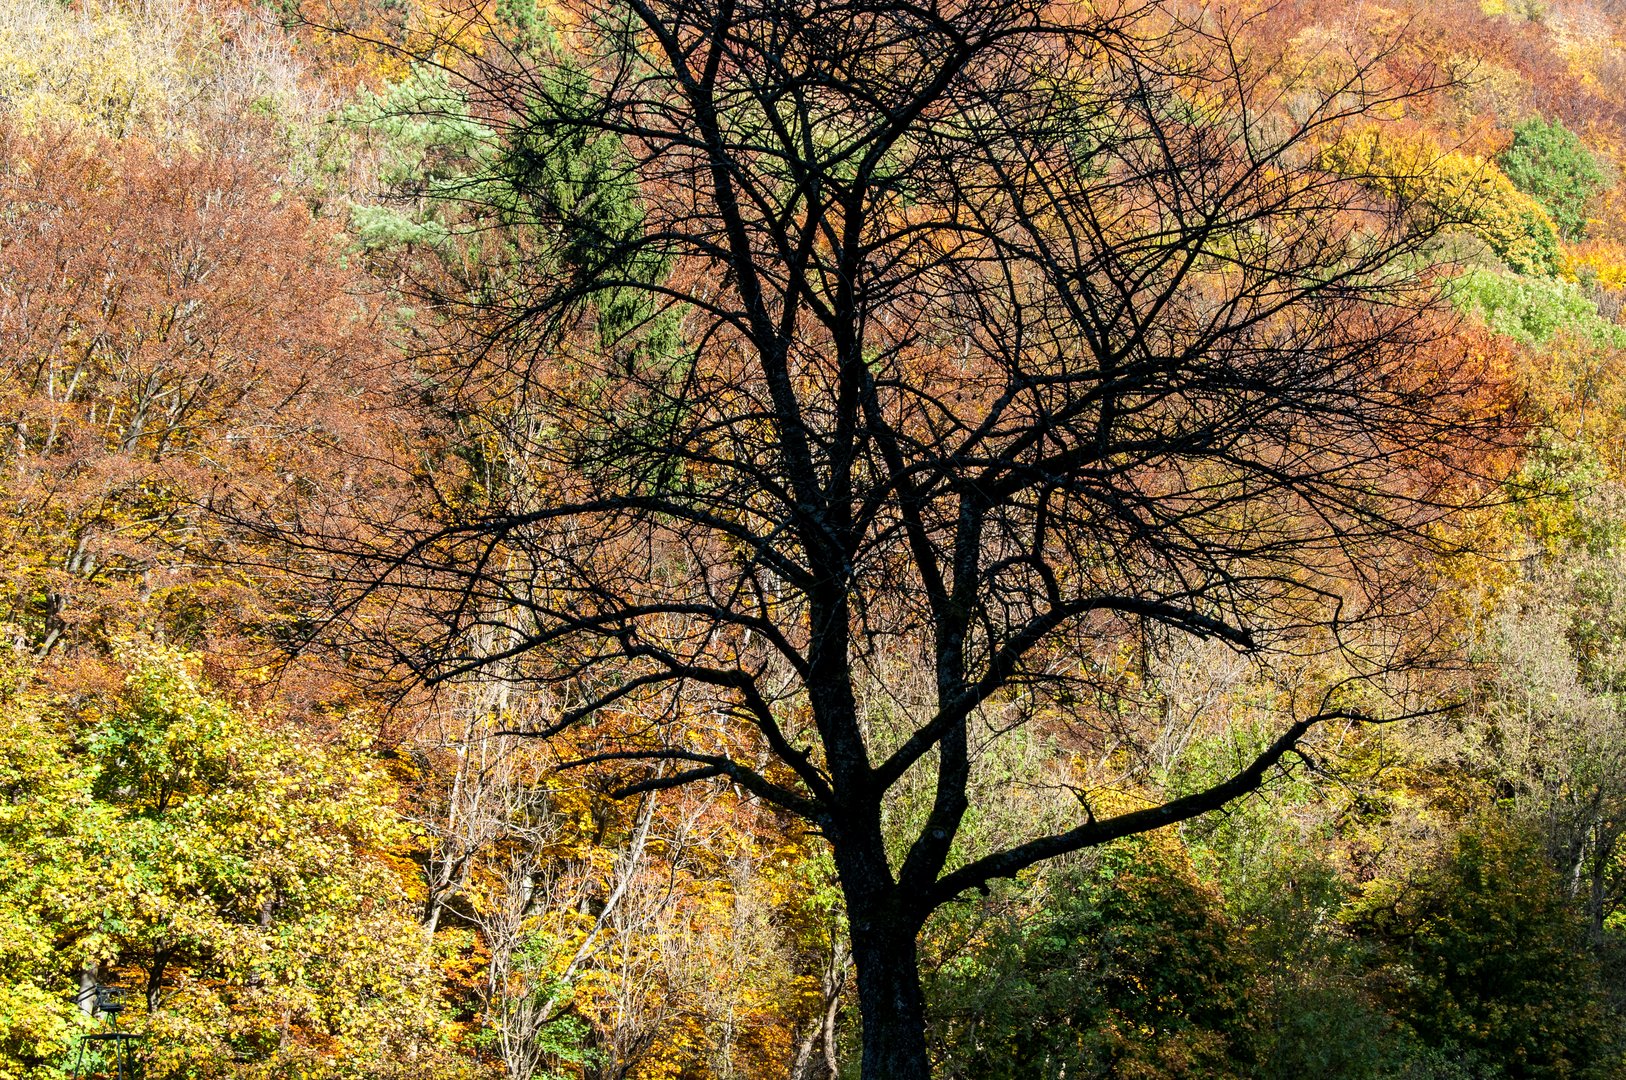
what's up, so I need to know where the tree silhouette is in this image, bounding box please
[272,1,1509,1074]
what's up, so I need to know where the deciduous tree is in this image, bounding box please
[0,124,392,655]
[269,1,1512,1074]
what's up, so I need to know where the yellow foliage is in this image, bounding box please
[403,0,500,69]
[0,0,322,148]
[1451,53,1529,122]
[1566,238,1626,290]
[1322,125,1562,275]
[1479,0,1549,19]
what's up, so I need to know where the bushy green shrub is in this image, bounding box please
[1348,816,1616,1079]
[1450,268,1626,348]
[927,836,1253,1080]
[1498,118,1610,242]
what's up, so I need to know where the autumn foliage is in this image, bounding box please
[3,0,1626,1078]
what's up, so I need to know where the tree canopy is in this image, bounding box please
[263,1,1514,1075]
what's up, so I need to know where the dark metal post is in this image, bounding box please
[69,986,142,1080]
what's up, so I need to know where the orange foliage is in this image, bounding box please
[0,123,394,656]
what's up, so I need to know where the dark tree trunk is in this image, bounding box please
[829,814,933,1079]
[849,909,930,1080]
[146,946,171,1012]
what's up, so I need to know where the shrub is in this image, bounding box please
[1498,118,1610,242]
[1348,816,1615,1079]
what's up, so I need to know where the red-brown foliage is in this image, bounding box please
[0,124,397,661]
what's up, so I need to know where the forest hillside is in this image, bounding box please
[4,0,1626,1078]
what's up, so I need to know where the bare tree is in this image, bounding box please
[1475,557,1626,944]
[413,674,528,938]
[790,932,847,1080]
[468,747,661,1080]
[269,0,1509,1075]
